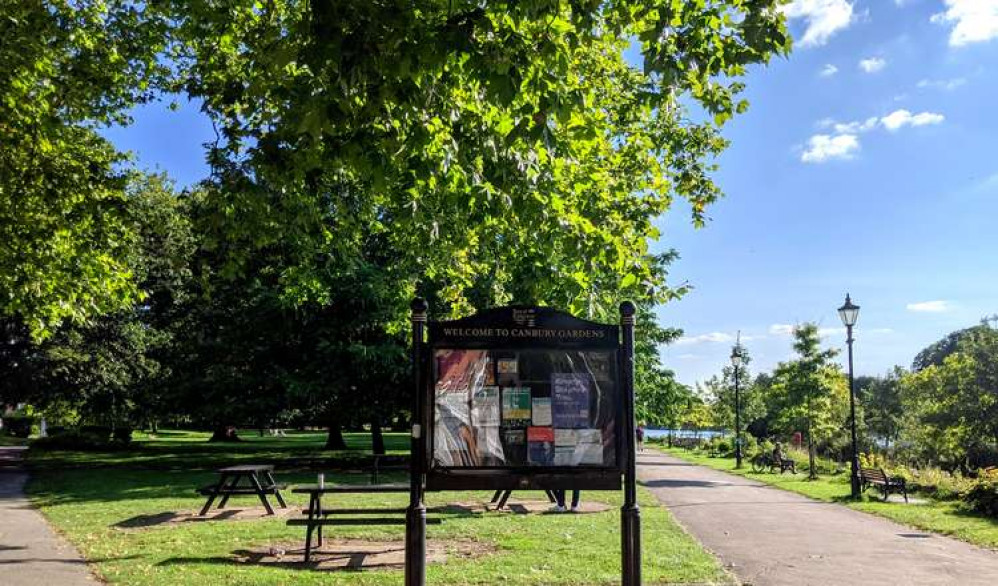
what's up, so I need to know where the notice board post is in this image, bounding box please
[620,301,641,586]
[405,298,428,586]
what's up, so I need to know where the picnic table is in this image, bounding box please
[489,489,558,510]
[290,483,440,562]
[197,464,287,516]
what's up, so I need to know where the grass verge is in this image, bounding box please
[657,445,998,550]
[24,432,730,585]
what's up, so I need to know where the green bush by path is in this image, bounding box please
[659,446,998,549]
[25,433,730,585]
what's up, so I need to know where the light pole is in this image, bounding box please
[838,293,861,499]
[731,343,744,469]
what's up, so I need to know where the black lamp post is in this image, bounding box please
[838,293,861,499]
[731,343,744,469]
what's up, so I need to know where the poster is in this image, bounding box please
[472,386,500,427]
[552,373,591,428]
[531,397,552,426]
[501,387,532,423]
[498,358,518,374]
[576,428,604,465]
[527,426,554,465]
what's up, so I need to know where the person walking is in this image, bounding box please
[636,423,646,452]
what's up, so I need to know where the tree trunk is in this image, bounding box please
[372,416,385,455]
[325,417,348,450]
[209,425,241,442]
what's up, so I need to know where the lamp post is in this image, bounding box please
[838,294,861,499]
[730,343,744,469]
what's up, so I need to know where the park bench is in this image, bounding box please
[860,467,908,503]
[289,482,441,562]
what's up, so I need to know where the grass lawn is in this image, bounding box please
[657,445,998,550]
[25,431,730,585]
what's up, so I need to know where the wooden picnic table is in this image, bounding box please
[290,483,440,562]
[197,464,287,516]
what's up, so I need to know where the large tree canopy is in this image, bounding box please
[164,0,790,321]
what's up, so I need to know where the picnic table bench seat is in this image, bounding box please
[290,481,437,562]
[860,467,908,502]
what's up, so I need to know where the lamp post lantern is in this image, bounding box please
[838,293,861,499]
[730,342,744,469]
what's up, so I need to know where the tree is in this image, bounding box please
[21,174,194,433]
[702,345,765,441]
[900,326,998,469]
[771,324,841,479]
[159,0,789,316]
[1,2,170,337]
[856,368,905,451]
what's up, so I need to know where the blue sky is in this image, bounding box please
[103,1,998,386]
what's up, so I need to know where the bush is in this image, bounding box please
[2,415,36,438]
[962,470,998,518]
[81,425,113,441]
[113,427,134,443]
[32,429,127,451]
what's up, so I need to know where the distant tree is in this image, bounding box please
[703,345,766,443]
[770,324,841,479]
[856,368,905,451]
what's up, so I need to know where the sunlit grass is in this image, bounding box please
[25,433,730,585]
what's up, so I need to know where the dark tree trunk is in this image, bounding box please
[325,418,348,450]
[372,416,385,455]
[209,425,241,442]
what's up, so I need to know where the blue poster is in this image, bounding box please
[551,373,591,428]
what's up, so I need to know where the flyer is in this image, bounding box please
[531,397,552,426]
[551,373,591,428]
[501,387,532,423]
[472,386,501,427]
[527,426,554,465]
[498,358,518,374]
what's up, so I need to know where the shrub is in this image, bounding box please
[962,470,998,518]
[1,415,36,438]
[32,429,126,451]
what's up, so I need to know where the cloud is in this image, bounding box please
[783,0,855,47]
[917,77,967,91]
[880,109,945,131]
[820,63,839,77]
[769,324,797,336]
[830,117,879,134]
[676,332,735,345]
[801,133,860,163]
[906,300,952,313]
[818,326,847,338]
[859,57,887,73]
[931,0,998,47]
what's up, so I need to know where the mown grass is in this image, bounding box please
[25,431,730,585]
[0,435,28,446]
[658,445,998,550]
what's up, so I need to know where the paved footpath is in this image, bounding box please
[0,446,96,585]
[638,450,998,586]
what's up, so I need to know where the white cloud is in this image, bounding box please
[783,0,855,47]
[906,300,952,313]
[832,117,879,134]
[917,77,967,91]
[820,63,839,77]
[932,0,998,47]
[818,326,847,338]
[859,57,887,73]
[801,133,860,163]
[678,353,699,360]
[880,109,945,131]
[676,332,735,345]
[769,324,797,336]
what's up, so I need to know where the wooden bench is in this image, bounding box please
[860,467,908,502]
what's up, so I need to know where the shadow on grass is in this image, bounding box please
[641,478,761,489]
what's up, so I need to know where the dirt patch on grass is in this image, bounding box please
[115,505,296,529]
[237,538,495,571]
[441,498,611,515]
